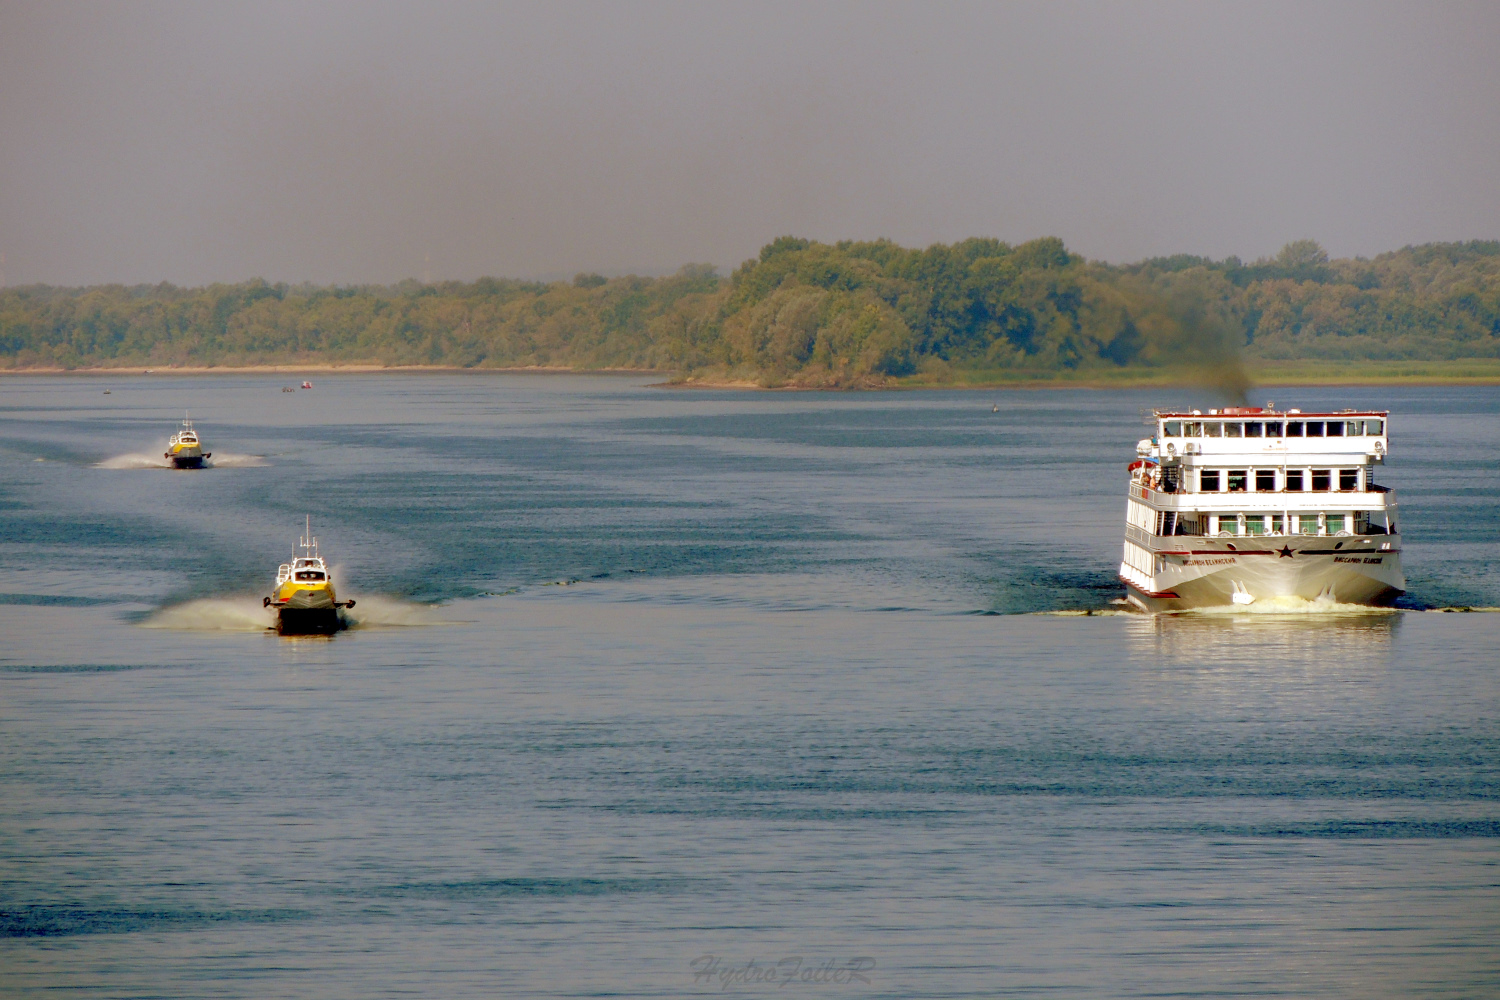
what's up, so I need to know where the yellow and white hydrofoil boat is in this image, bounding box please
[165,414,211,469]
[263,517,355,634]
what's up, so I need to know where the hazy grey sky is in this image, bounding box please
[2,0,1497,286]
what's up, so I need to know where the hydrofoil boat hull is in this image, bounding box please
[276,606,343,635]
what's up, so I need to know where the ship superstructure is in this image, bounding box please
[1119,407,1404,611]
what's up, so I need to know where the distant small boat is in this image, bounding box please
[103,390,111,394]
[992,404,998,412]
[302,381,313,389]
[282,386,296,393]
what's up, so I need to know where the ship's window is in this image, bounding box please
[294,570,325,581]
[1269,514,1285,534]
[1299,516,1318,535]
[1264,421,1283,437]
[1305,421,1324,437]
[1339,469,1358,491]
[1326,421,1344,437]
[1255,469,1276,491]
[1203,421,1222,437]
[1327,514,1346,534]
[1312,469,1331,491]
[1200,470,1220,491]
[1184,421,1202,437]
[1285,470,1304,491]
[1224,422,1243,438]
[1364,419,1384,435]
[1286,421,1304,436]
[1163,420,1181,436]
[1227,470,1247,492]
[1245,515,1266,535]
[1245,421,1263,437]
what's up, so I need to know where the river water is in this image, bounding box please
[1,374,1497,997]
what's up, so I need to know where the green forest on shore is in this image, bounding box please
[3,237,1499,388]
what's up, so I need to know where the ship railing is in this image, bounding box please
[1144,486,1394,498]
[1133,484,1188,500]
[1148,522,1395,539]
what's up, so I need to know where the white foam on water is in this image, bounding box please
[342,595,455,628]
[206,452,269,468]
[95,452,172,470]
[1179,594,1399,616]
[141,597,276,631]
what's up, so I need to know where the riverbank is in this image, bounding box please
[895,359,1500,389]
[670,358,1500,389]
[0,363,666,376]
[4,358,1499,386]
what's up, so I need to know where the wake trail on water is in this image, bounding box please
[1034,596,1402,617]
[140,595,452,631]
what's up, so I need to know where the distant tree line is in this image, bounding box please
[2,238,1497,385]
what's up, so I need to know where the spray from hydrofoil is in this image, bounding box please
[340,595,456,628]
[96,452,172,470]
[140,594,451,631]
[141,598,276,630]
[94,451,268,470]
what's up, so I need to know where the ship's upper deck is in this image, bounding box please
[1150,407,1388,461]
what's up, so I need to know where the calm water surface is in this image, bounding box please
[1,375,1497,997]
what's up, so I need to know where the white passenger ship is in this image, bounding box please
[1120,407,1404,611]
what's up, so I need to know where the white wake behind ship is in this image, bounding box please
[1120,406,1404,611]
